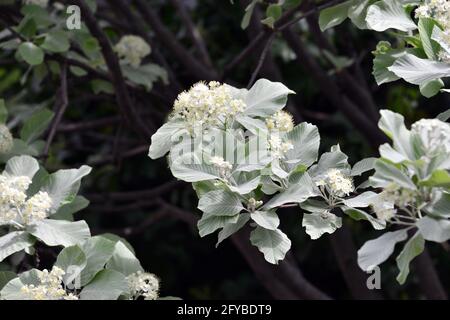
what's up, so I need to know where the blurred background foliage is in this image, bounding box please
[0,0,449,299]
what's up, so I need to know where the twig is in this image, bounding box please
[43,62,68,158]
[247,33,275,88]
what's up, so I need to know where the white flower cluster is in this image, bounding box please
[415,0,450,62]
[127,271,160,300]
[114,35,151,67]
[172,81,246,132]
[317,168,354,197]
[268,135,293,159]
[22,0,48,7]
[371,184,417,221]
[266,111,294,132]
[0,175,52,226]
[0,124,13,154]
[20,267,78,300]
[210,156,233,178]
[411,118,450,156]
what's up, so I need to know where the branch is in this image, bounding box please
[282,28,386,148]
[170,0,213,68]
[71,0,153,140]
[43,62,68,158]
[132,0,218,81]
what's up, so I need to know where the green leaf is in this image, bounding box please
[51,195,90,220]
[17,42,44,66]
[106,241,143,276]
[419,79,444,98]
[370,160,416,190]
[366,0,417,32]
[396,232,424,284]
[40,30,70,53]
[3,155,39,179]
[419,170,450,188]
[351,157,376,176]
[424,192,450,218]
[417,216,450,242]
[250,226,291,264]
[122,63,168,90]
[342,206,386,230]
[372,46,408,85]
[348,0,376,29]
[241,0,260,29]
[437,109,450,122]
[357,229,408,271]
[55,245,87,287]
[170,153,221,183]
[243,79,295,117]
[308,145,350,178]
[198,190,244,216]
[0,271,16,291]
[90,79,114,94]
[79,236,117,286]
[285,122,320,169]
[263,172,316,209]
[0,231,35,262]
[343,191,378,207]
[378,109,413,159]
[318,0,353,31]
[216,213,250,247]
[197,214,239,237]
[20,108,54,143]
[251,210,280,230]
[0,99,7,123]
[388,53,450,85]
[148,120,186,159]
[302,211,342,240]
[418,18,440,60]
[80,269,128,300]
[28,219,91,247]
[42,165,92,212]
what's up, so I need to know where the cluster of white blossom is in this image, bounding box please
[268,135,293,159]
[0,124,13,154]
[171,81,246,132]
[317,169,354,197]
[266,111,294,132]
[22,0,48,7]
[114,35,151,67]
[415,0,450,62]
[210,156,233,178]
[371,184,418,221]
[20,267,78,300]
[127,271,160,300]
[411,118,450,156]
[0,175,52,226]
[247,197,263,212]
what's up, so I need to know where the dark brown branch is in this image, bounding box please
[71,0,153,140]
[247,33,275,88]
[413,247,448,300]
[282,28,386,148]
[132,0,218,81]
[43,62,68,158]
[170,0,213,68]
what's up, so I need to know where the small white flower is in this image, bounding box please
[172,81,246,131]
[127,271,160,300]
[20,267,77,300]
[266,111,294,132]
[0,174,52,226]
[268,135,293,158]
[411,118,450,155]
[0,125,13,154]
[210,156,233,178]
[322,168,354,196]
[115,35,151,67]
